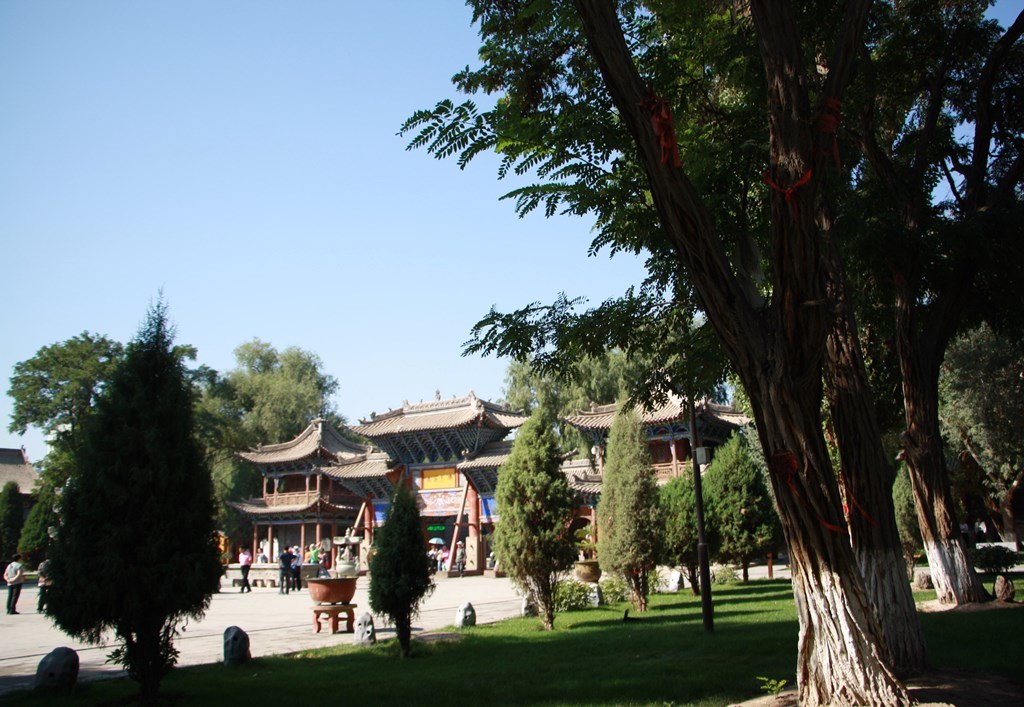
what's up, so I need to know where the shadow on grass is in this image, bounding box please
[8,580,1020,707]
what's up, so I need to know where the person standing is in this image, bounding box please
[290,547,302,591]
[278,546,295,594]
[455,541,467,577]
[4,554,25,615]
[36,558,51,612]
[238,547,252,593]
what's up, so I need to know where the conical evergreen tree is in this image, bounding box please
[493,407,575,630]
[46,301,222,703]
[369,482,434,657]
[703,432,780,582]
[0,481,23,563]
[598,409,662,611]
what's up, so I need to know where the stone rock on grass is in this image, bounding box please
[456,602,476,627]
[223,625,251,667]
[356,612,376,645]
[34,647,79,692]
[993,575,1015,602]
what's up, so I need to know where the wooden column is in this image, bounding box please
[252,524,258,559]
[266,526,273,558]
[467,485,481,571]
[300,524,306,555]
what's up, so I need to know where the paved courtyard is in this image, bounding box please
[0,573,523,697]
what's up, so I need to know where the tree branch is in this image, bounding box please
[967,10,1024,211]
[570,0,755,352]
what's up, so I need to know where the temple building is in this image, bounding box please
[561,396,749,542]
[232,418,398,562]
[352,391,528,575]
[231,391,745,576]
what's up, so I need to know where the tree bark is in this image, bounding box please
[824,261,927,675]
[571,2,908,702]
[894,283,989,605]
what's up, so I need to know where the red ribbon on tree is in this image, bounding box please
[762,167,813,216]
[769,450,846,534]
[640,88,681,168]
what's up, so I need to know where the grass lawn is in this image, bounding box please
[7,578,1022,706]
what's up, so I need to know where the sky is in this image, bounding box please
[0,1,650,462]
[2,2,1019,464]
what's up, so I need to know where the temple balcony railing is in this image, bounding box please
[652,462,684,484]
[265,491,314,507]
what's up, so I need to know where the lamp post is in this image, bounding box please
[688,396,714,632]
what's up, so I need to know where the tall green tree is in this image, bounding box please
[892,465,922,579]
[368,483,434,658]
[404,2,921,699]
[194,339,344,542]
[46,301,222,702]
[17,483,57,567]
[7,332,124,452]
[660,473,716,596]
[846,0,1023,608]
[703,433,781,582]
[939,323,1024,544]
[493,408,576,630]
[0,481,23,563]
[597,409,662,611]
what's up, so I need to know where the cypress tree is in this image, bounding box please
[368,482,434,657]
[597,409,662,612]
[0,481,23,563]
[703,432,780,582]
[46,301,222,702]
[493,408,575,630]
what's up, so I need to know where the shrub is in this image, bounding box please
[969,545,1021,574]
[713,565,739,584]
[553,579,593,612]
[599,575,628,604]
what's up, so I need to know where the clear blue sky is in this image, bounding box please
[2,2,1019,464]
[0,1,649,462]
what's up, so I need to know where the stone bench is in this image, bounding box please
[311,604,357,634]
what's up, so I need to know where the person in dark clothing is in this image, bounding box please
[278,547,295,594]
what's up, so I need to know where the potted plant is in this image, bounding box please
[573,528,601,582]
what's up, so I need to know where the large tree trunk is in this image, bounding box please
[746,375,907,706]
[895,285,988,605]
[571,2,909,702]
[825,266,927,675]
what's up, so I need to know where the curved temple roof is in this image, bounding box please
[353,391,527,438]
[563,396,748,434]
[238,418,369,466]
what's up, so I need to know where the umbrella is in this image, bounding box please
[428,537,445,545]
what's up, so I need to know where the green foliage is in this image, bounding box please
[552,579,593,612]
[659,470,718,595]
[757,676,789,698]
[599,574,629,604]
[597,409,663,611]
[0,481,23,563]
[193,338,345,542]
[968,545,1021,574]
[368,483,434,658]
[493,408,576,630]
[703,432,780,582]
[17,485,55,567]
[7,332,123,446]
[939,323,1024,539]
[46,300,222,702]
[502,351,653,455]
[893,465,922,578]
[713,565,739,585]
